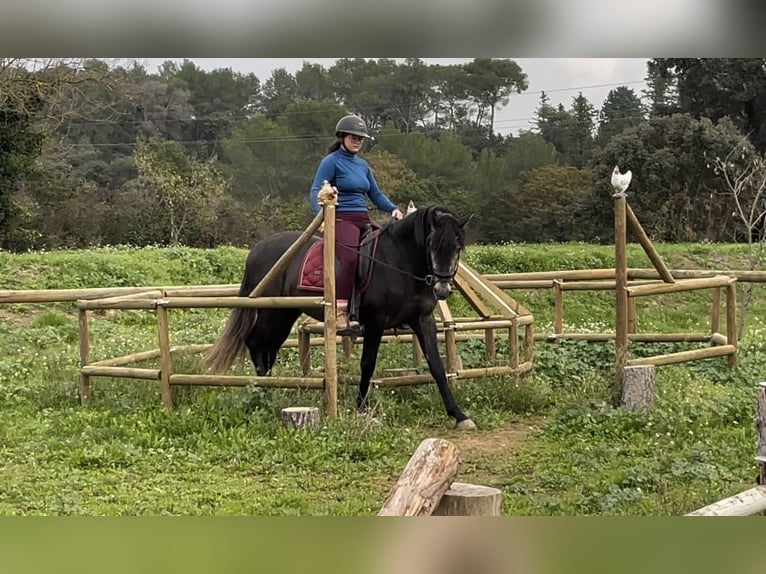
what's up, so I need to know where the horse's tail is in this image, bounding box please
[200,306,258,373]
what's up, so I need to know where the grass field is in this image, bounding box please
[1,241,765,515]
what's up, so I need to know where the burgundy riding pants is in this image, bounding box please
[334,211,372,300]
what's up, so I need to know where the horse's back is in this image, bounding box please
[243,230,320,296]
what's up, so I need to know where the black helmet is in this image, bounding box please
[335,115,370,139]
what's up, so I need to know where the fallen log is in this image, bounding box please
[378,438,459,516]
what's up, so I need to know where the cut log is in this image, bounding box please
[378,438,459,516]
[433,482,502,516]
[620,365,656,411]
[281,406,321,429]
[686,485,766,516]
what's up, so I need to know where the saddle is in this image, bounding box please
[297,224,382,304]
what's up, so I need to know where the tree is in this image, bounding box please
[503,132,559,181]
[260,68,298,118]
[221,115,309,206]
[463,58,528,140]
[294,62,335,102]
[0,58,127,249]
[134,138,230,246]
[534,92,573,159]
[568,92,597,169]
[650,59,766,150]
[709,135,766,337]
[583,114,749,242]
[642,60,678,118]
[598,86,646,144]
[512,165,592,242]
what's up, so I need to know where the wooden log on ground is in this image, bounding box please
[432,482,502,516]
[686,485,766,516]
[378,438,459,516]
[281,407,321,429]
[620,365,656,411]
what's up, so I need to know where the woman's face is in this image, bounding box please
[343,133,365,153]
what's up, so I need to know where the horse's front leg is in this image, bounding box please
[357,325,384,412]
[410,313,476,430]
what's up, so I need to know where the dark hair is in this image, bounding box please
[326,138,343,154]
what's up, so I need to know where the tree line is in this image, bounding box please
[2,57,766,252]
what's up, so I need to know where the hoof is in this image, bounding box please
[455,418,477,431]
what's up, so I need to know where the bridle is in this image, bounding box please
[424,229,460,287]
[334,222,462,288]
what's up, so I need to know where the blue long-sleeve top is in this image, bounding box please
[309,147,398,215]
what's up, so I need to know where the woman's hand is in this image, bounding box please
[391,208,404,221]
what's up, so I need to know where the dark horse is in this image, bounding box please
[202,205,475,429]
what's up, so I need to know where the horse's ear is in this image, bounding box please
[459,212,474,228]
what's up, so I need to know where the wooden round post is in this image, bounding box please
[553,279,564,336]
[298,326,311,376]
[342,335,354,362]
[281,406,321,429]
[614,194,629,397]
[156,295,173,409]
[726,279,738,367]
[509,319,519,369]
[322,201,338,418]
[620,364,656,411]
[710,286,721,335]
[412,337,423,369]
[78,307,91,403]
[484,328,496,359]
[756,383,766,486]
[378,438,459,516]
[433,482,502,516]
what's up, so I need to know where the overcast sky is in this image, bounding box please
[140,58,650,135]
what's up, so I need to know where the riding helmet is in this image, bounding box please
[335,115,370,139]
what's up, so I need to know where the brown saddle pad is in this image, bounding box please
[297,240,325,292]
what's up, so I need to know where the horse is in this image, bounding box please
[202,205,476,430]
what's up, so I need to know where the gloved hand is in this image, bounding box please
[391,208,404,221]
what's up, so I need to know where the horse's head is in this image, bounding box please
[422,206,471,300]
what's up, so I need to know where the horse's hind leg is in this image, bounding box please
[245,309,301,376]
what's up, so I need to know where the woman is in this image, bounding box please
[309,114,404,329]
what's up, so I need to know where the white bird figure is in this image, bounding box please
[611,166,632,197]
[406,200,417,215]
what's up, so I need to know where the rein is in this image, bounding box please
[331,226,456,287]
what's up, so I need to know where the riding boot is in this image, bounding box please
[336,300,359,331]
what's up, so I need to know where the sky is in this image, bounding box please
[140,58,650,136]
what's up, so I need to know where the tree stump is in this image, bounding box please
[620,365,656,411]
[378,438,459,516]
[433,482,502,516]
[281,407,321,429]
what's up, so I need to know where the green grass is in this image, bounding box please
[0,242,765,515]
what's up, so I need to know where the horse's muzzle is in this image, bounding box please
[433,281,453,300]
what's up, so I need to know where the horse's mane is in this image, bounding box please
[386,205,464,256]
